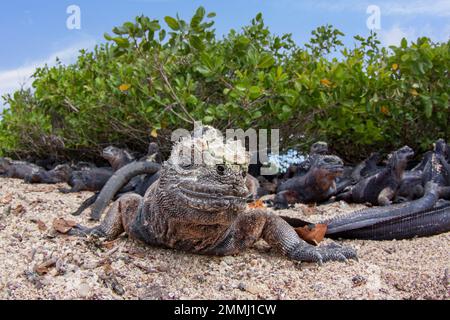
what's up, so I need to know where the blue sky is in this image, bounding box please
[0,0,449,103]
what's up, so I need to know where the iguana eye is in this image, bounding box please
[216,165,225,175]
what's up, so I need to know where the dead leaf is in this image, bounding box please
[31,219,47,231]
[52,218,77,234]
[0,193,13,205]
[119,83,131,92]
[320,79,332,87]
[151,128,158,138]
[410,88,419,96]
[392,63,399,71]
[34,258,57,276]
[12,204,26,215]
[248,200,266,209]
[381,106,390,115]
[295,224,328,246]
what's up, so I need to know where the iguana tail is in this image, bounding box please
[89,161,161,221]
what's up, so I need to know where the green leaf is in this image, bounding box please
[104,33,113,41]
[257,54,275,69]
[249,86,262,99]
[189,36,205,51]
[401,38,407,48]
[164,16,180,30]
[191,6,206,28]
[159,30,166,42]
[148,21,161,31]
[207,12,216,18]
[203,116,214,123]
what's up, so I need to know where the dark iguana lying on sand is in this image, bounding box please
[335,152,384,194]
[24,164,73,184]
[272,155,344,209]
[286,141,329,179]
[336,146,414,206]
[59,146,134,194]
[0,158,43,180]
[66,127,356,264]
[282,140,450,240]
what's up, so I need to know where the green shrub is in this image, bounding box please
[1,7,449,162]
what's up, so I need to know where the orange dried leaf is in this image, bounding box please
[53,218,77,234]
[119,84,131,92]
[248,200,266,209]
[12,204,26,215]
[295,224,328,246]
[392,63,399,71]
[31,219,48,231]
[381,106,390,115]
[0,193,13,205]
[410,89,419,96]
[320,79,332,87]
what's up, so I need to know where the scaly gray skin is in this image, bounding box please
[0,158,43,180]
[59,146,134,194]
[67,135,356,264]
[24,164,73,184]
[336,146,414,206]
[273,155,344,209]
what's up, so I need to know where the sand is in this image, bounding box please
[0,177,448,300]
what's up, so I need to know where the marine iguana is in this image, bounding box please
[59,146,134,194]
[336,146,414,206]
[335,152,383,195]
[65,127,356,264]
[288,141,329,178]
[24,164,73,184]
[272,155,344,209]
[0,158,43,180]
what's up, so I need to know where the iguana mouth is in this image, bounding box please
[177,184,251,201]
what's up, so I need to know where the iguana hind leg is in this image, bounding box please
[210,210,357,263]
[68,193,142,241]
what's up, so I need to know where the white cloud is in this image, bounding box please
[383,0,450,17]
[380,24,415,46]
[380,23,449,46]
[0,40,96,107]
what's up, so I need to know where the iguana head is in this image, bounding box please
[159,126,251,213]
[52,164,73,179]
[0,158,12,173]
[387,146,414,170]
[102,146,134,170]
[311,155,344,178]
[310,141,328,155]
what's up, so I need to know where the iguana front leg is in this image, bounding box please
[378,187,395,206]
[68,193,142,240]
[210,210,357,263]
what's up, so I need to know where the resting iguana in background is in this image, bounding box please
[67,127,356,264]
[336,146,414,206]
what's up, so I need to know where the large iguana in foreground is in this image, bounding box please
[67,127,356,264]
